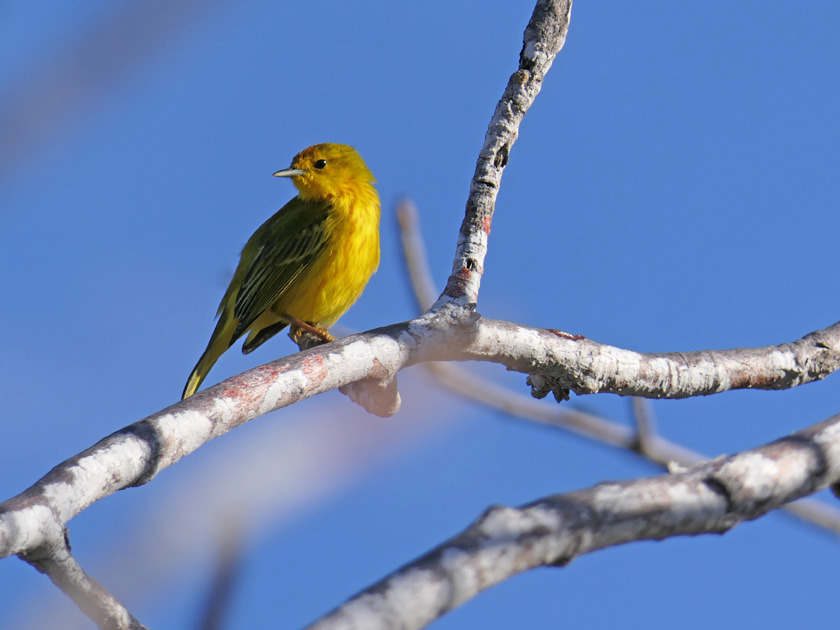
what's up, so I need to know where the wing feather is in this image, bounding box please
[231,197,330,339]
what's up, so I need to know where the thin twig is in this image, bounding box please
[197,519,243,630]
[396,199,438,312]
[0,0,226,183]
[630,397,656,454]
[425,362,840,537]
[24,536,148,630]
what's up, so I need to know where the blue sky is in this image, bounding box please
[1,1,839,628]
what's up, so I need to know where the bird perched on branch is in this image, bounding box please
[182,143,380,399]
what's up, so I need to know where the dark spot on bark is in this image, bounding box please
[547,329,585,341]
[703,475,733,513]
[494,144,510,168]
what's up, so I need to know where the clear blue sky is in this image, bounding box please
[2,1,839,628]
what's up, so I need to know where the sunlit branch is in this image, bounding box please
[435,0,573,307]
[306,413,840,630]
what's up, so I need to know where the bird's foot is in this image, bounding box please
[285,314,336,346]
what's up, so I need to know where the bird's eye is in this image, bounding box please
[313,159,327,170]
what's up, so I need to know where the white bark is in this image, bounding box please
[436,0,573,307]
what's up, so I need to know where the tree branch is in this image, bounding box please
[23,534,148,630]
[458,317,840,401]
[3,312,837,559]
[436,0,573,307]
[396,199,438,312]
[197,519,244,630]
[0,0,225,183]
[305,413,840,630]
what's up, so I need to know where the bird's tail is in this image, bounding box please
[182,361,207,399]
[182,317,236,399]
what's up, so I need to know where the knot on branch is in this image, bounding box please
[339,374,401,418]
[527,373,571,402]
[494,144,510,169]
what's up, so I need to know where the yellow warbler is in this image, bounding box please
[182,143,380,399]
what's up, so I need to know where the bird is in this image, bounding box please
[182,143,380,399]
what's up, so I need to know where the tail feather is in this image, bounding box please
[182,316,237,399]
[182,361,207,400]
[182,345,221,399]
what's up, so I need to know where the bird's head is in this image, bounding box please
[273,143,376,201]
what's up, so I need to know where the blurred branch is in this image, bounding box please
[396,199,438,312]
[630,397,656,454]
[426,362,840,537]
[427,362,635,446]
[0,0,224,183]
[197,519,243,630]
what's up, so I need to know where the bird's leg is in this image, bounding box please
[283,314,336,343]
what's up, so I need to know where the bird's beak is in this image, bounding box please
[272,167,307,178]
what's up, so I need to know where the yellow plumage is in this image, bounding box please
[182,143,380,399]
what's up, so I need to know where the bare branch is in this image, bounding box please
[197,519,244,630]
[436,0,573,307]
[426,362,634,446]
[396,199,438,312]
[23,535,147,630]
[306,413,840,630]
[3,312,837,563]
[630,397,656,454]
[12,399,445,630]
[459,317,840,401]
[0,0,226,184]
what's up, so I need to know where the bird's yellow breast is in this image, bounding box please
[273,181,380,326]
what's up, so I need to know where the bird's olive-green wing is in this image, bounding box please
[231,197,331,339]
